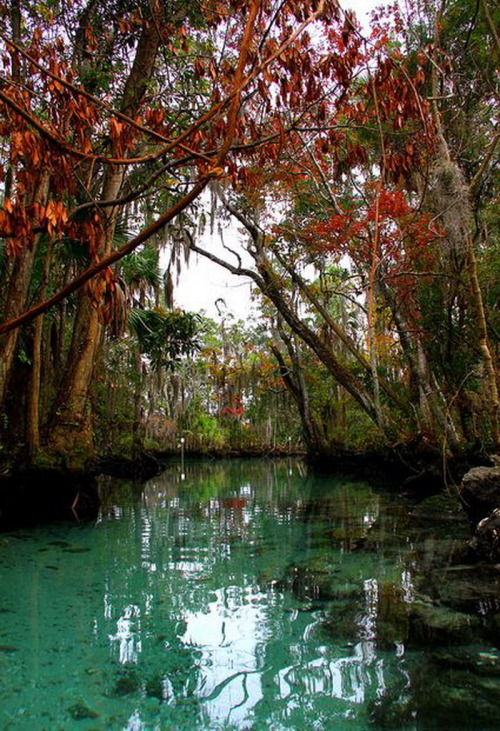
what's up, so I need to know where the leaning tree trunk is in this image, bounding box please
[46,22,161,466]
[378,278,462,450]
[196,197,383,427]
[271,331,330,457]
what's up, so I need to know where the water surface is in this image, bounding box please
[1,459,499,730]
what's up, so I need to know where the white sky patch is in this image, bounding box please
[174,218,256,321]
[174,0,389,320]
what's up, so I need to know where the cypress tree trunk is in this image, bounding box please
[46,23,161,466]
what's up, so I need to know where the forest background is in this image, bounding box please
[0,0,498,476]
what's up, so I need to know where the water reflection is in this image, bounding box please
[96,461,420,729]
[0,459,497,730]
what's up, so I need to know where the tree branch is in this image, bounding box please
[0,0,325,334]
[470,129,500,196]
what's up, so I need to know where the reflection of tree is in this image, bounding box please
[91,461,460,727]
[92,500,206,712]
[3,459,484,729]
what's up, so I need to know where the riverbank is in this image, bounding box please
[0,441,494,531]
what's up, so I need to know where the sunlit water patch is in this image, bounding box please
[1,459,499,730]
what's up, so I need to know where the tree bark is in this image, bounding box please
[467,236,500,448]
[271,327,329,454]
[26,239,53,457]
[0,173,49,410]
[428,3,498,448]
[47,21,162,463]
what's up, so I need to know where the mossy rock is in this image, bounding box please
[111,668,141,697]
[408,599,481,647]
[432,646,500,676]
[415,492,464,515]
[67,701,99,720]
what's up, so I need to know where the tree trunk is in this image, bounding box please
[46,22,161,465]
[379,278,461,449]
[46,294,101,462]
[467,236,500,448]
[254,250,380,424]
[429,11,498,449]
[0,173,49,410]
[26,240,53,457]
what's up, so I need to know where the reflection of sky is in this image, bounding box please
[109,604,142,664]
[102,497,411,729]
[182,586,268,727]
[177,582,399,729]
[118,471,413,728]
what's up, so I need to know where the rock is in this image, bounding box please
[431,564,500,614]
[411,652,500,729]
[407,599,481,647]
[67,701,99,720]
[432,647,500,677]
[95,453,163,480]
[111,668,141,697]
[369,691,416,728]
[459,466,500,522]
[469,509,500,562]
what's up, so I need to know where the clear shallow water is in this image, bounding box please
[1,459,500,730]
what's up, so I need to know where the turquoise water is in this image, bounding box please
[1,459,500,730]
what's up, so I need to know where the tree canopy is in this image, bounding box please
[0,0,499,468]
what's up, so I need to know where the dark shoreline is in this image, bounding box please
[0,443,493,531]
